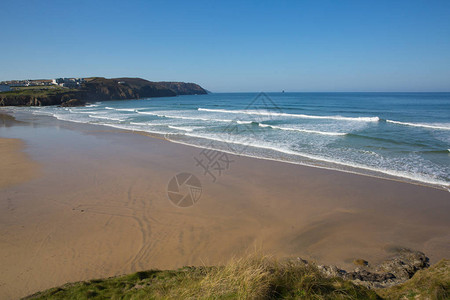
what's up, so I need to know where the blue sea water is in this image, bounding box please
[10,92,450,190]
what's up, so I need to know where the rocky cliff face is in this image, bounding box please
[156,82,207,95]
[60,99,86,107]
[0,91,78,106]
[0,77,207,106]
[80,77,177,101]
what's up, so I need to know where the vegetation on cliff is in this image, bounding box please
[156,81,208,95]
[377,259,449,300]
[24,254,449,300]
[0,77,207,106]
[80,77,176,101]
[0,86,78,106]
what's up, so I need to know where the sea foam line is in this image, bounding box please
[386,120,450,130]
[105,107,142,112]
[52,114,91,124]
[136,110,233,122]
[116,108,138,112]
[168,125,196,132]
[198,108,380,122]
[258,123,347,136]
[105,124,167,135]
[171,132,449,189]
[24,108,450,190]
[88,115,125,121]
[130,122,168,126]
[69,109,102,114]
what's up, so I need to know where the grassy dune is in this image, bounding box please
[24,255,449,299]
[24,254,378,299]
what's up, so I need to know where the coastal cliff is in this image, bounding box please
[0,77,207,106]
[156,81,208,95]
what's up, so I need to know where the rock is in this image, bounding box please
[353,259,369,266]
[296,257,309,265]
[318,265,347,277]
[61,94,72,102]
[376,248,429,281]
[316,249,430,289]
[61,99,86,107]
[345,269,395,282]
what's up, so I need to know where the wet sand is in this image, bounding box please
[0,111,449,299]
[0,113,39,190]
[0,138,39,190]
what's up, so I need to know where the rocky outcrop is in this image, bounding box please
[299,248,430,289]
[60,99,86,107]
[0,92,78,106]
[375,249,429,281]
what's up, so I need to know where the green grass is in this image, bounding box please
[26,254,380,300]
[1,86,76,97]
[12,86,61,91]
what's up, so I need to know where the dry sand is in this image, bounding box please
[0,112,449,299]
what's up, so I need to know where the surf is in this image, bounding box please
[198,108,380,122]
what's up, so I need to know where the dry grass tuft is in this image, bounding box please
[196,254,274,299]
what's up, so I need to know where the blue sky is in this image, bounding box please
[1,0,449,92]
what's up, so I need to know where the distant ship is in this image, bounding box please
[282,90,285,93]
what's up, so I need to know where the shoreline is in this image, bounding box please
[4,108,449,192]
[166,135,449,193]
[0,110,449,299]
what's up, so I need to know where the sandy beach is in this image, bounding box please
[0,139,38,190]
[0,111,449,299]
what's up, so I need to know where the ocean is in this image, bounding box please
[11,92,450,190]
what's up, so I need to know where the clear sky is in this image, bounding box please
[1,0,449,92]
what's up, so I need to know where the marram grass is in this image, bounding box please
[25,255,449,299]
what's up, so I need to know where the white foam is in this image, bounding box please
[116,108,138,112]
[105,107,115,110]
[258,123,347,136]
[32,111,54,116]
[198,108,380,122]
[88,115,125,121]
[386,119,450,130]
[52,114,91,124]
[168,125,195,132]
[130,121,163,126]
[69,109,102,114]
[130,121,148,125]
[105,124,167,135]
[136,110,233,122]
[136,111,157,115]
